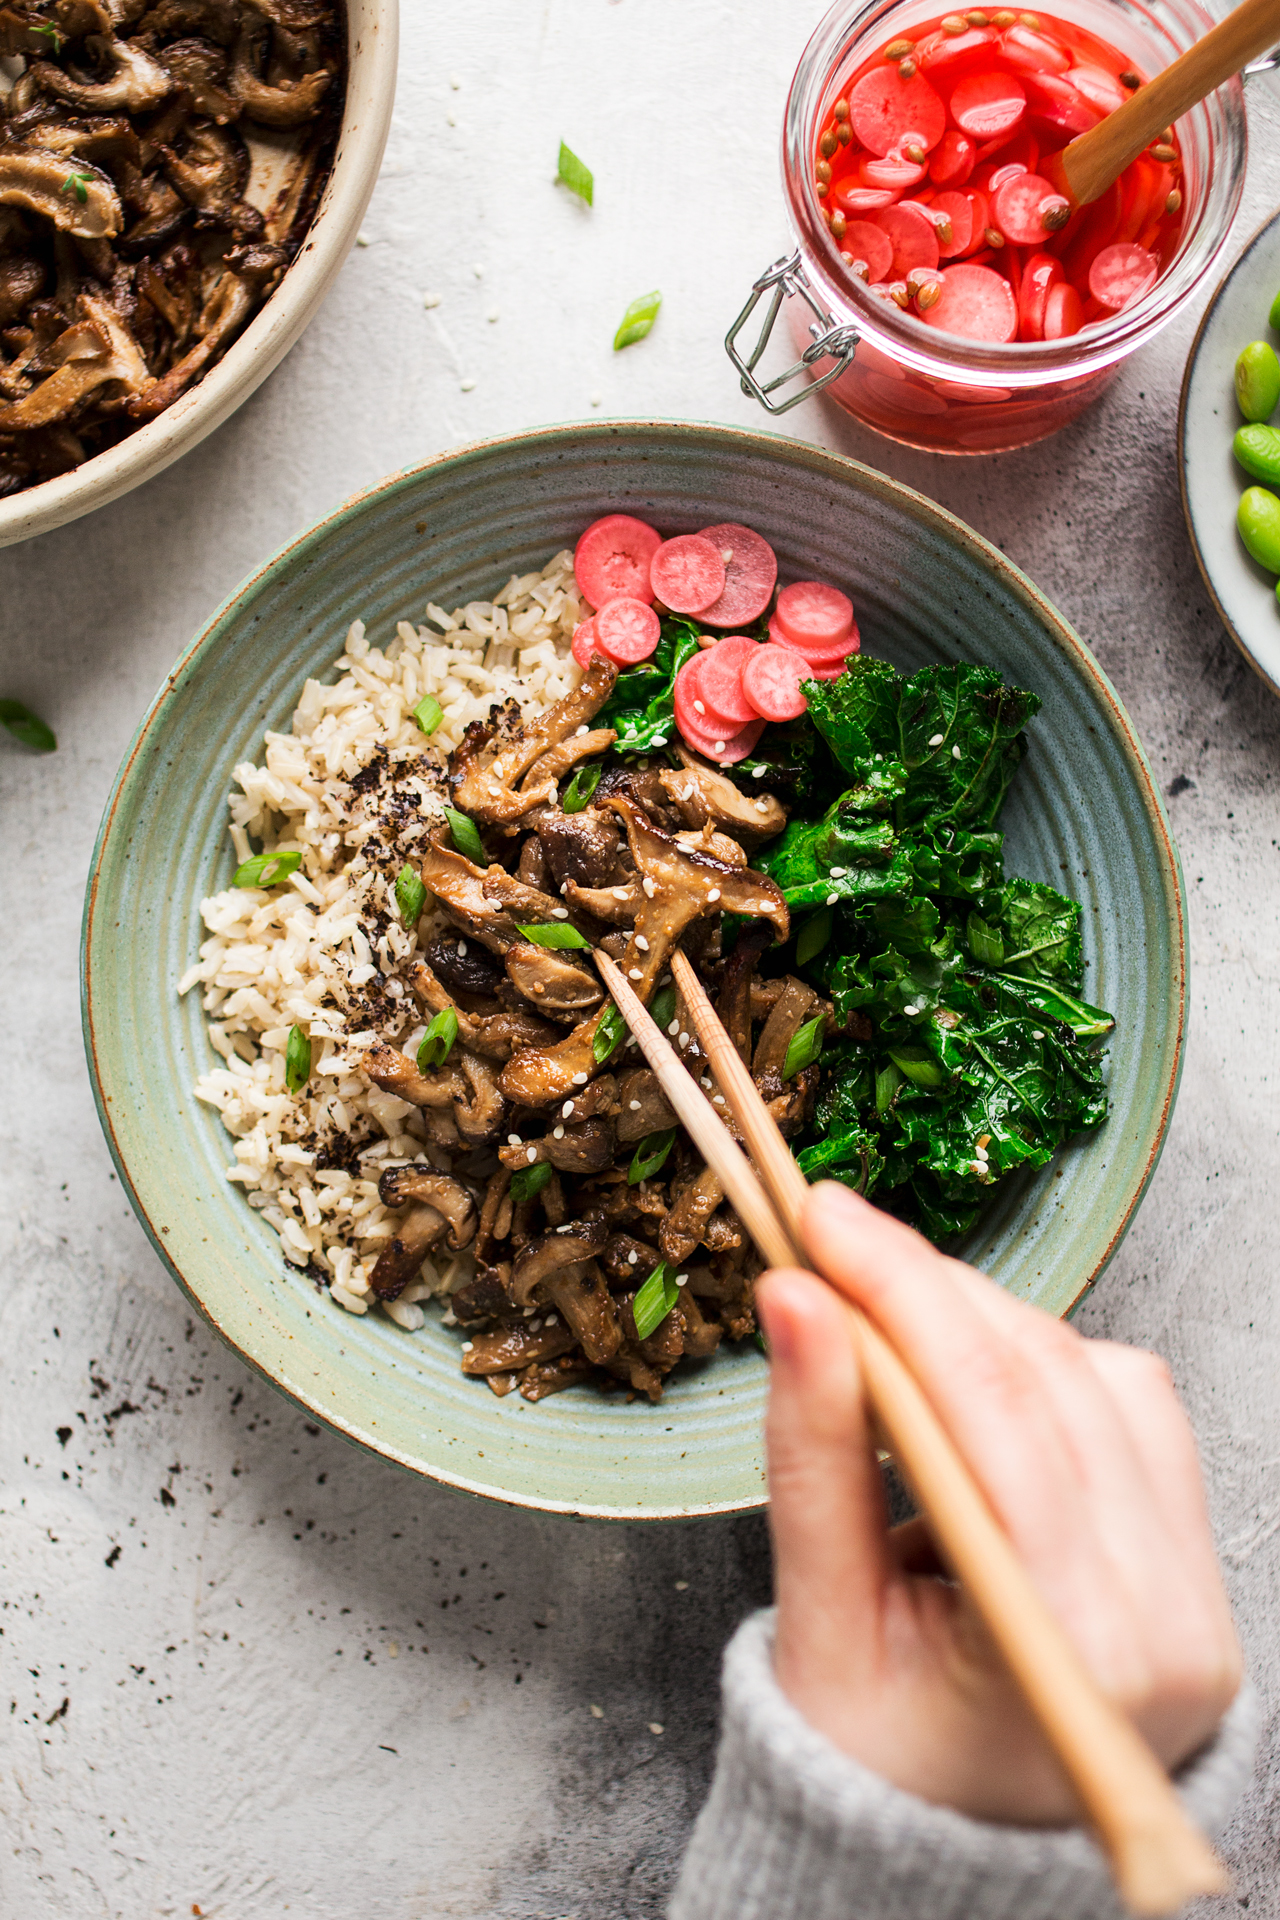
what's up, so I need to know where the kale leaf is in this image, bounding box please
[597,619,702,756]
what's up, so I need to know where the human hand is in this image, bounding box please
[757,1182,1242,1829]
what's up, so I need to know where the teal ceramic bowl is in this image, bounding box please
[82,422,1186,1520]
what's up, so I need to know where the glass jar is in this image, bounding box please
[727,0,1248,453]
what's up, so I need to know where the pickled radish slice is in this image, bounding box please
[1088,241,1159,311]
[595,597,661,665]
[949,70,1026,142]
[932,189,974,256]
[864,152,927,191]
[574,513,660,608]
[841,220,895,283]
[1042,280,1083,338]
[919,26,996,71]
[697,522,779,627]
[742,644,811,723]
[698,635,761,726]
[958,186,990,256]
[806,659,852,682]
[767,613,859,664]
[775,581,856,652]
[928,128,976,186]
[1067,63,1128,113]
[649,533,726,614]
[975,158,1027,195]
[849,66,946,157]
[571,618,598,669]
[838,185,901,214]
[1018,250,1063,339]
[674,655,760,759]
[874,201,941,277]
[992,171,1069,245]
[692,716,766,764]
[999,23,1072,73]
[920,262,1018,342]
[1022,69,1100,136]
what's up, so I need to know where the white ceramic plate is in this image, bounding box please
[1180,205,1280,697]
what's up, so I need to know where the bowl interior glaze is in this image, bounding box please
[82,422,1186,1519]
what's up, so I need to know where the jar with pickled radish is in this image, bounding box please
[730,0,1246,452]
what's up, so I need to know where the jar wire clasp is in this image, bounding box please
[726,250,859,415]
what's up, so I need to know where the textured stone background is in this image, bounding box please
[2,3,1279,1914]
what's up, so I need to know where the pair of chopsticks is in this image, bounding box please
[594,944,1226,1917]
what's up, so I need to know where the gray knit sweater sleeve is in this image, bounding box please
[670,1610,1258,1920]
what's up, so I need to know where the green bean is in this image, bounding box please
[1233,424,1280,488]
[1234,340,1280,422]
[1236,486,1280,573]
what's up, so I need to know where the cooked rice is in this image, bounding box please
[179,549,588,1329]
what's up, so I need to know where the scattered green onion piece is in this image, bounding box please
[510,1159,553,1204]
[783,1014,825,1080]
[557,140,594,206]
[875,1062,902,1115]
[796,908,833,967]
[887,1047,949,1090]
[594,1000,627,1063]
[0,698,55,752]
[413,693,444,735]
[285,1024,312,1093]
[417,1006,458,1072]
[395,862,427,926]
[613,289,662,351]
[32,22,61,46]
[562,761,602,813]
[444,806,486,865]
[61,170,93,203]
[232,849,302,888]
[648,984,677,1035]
[632,1260,679,1341]
[629,1126,677,1186]
[515,921,591,950]
[966,910,1005,967]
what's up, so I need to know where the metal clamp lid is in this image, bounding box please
[725,250,859,416]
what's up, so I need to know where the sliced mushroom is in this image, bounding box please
[661,1163,726,1266]
[503,939,602,1015]
[421,933,502,1000]
[519,1354,597,1401]
[0,255,44,327]
[447,720,557,829]
[752,976,820,1082]
[362,1042,458,1109]
[495,650,618,788]
[0,290,147,429]
[33,36,173,113]
[543,1259,621,1365]
[562,876,644,925]
[534,806,621,891]
[676,1288,723,1359]
[125,239,285,417]
[499,1116,615,1177]
[449,1266,514,1326]
[377,1166,476,1250]
[0,144,121,240]
[161,121,258,230]
[137,0,241,40]
[452,1052,505,1146]
[368,1204,447,1301]
[509,1221,607,1307]
[614,1067,678,1144]
[601,1231,663,1289]
[674,823,748,868]
[520,725,616,792]
[554,1073,616,1125]
[415,830,563,956]
[161,34,242,120]
[660,743,787,846]
[461,1319,578,1376]
[23,116,141,168]
[231,6,331,125]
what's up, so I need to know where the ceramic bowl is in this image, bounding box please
[1180,206,1280,697]
[82,422,1186,1519]
[0,0,397,552]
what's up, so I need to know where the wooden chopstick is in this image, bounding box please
[598,942,1226,1916]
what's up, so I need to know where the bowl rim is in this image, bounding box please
[81,418,1188,1517]
[0,0,398,552]
[1178,201,1280,702]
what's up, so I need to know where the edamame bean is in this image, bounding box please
[1234,423,1280,487]
[1234,340,1280,421]
[1237,486,1280,572]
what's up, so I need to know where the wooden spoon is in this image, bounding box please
[1043,0,1280,207]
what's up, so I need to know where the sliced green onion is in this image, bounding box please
[796,908,833,967]
[557,140,594,206]
[232,849,302,889]
[594,1000,626,1063]
[628,1126,677,1186]
[510,1159,552,1203]
[417,1006,458,1072]
[515,921,591,950]
[413,693,444,736]
[887,1047,949,1090]
[966,910,1004,967]
[31,22,62,47]
[395,863,427,926]
[875,1062,902,1115]
[285,1024,311,1093]
[613,289,662,351]
[783,1014,825,1080]
[648,984,677,1035]
[0,698,55,753]
[443,806,486,865]
[632,1260,679,1341]
[562,761,602,814]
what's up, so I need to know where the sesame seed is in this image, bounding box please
[526,1147,538,1163]
[629,1099,642,1111]
[929,733,945,747]
[712,1095,725,1105]
[635,935,650,951]
[753,766,766,778]
[700,1076,712,1089]
[560,881,569,895]
[1032,1029,1044,1040]
[651,735,667,747]
[590,1704,604,1718]
[562,1101,574,1118]
[613,886,629,900]
[461,1340,474,1351]
[829,866,847,877]
[707,888,721,903]
[667,1018,679,1035]
[576,724,590,735]
[551,907,569,919]
[556,1223,575,1233]
[952,745,962,760]
[629,967,643,980]
[628,1250,639,1265]
[648,1722,664,1735]
[676,1274,688,1286]
[572,1071,588,1085]
[642,877,656,898]
[553,1125,565,1139]
[678,1032,690,1048]
[693,700,706,715]
[530,1318,542,1331]
[457,939,467,956]
[714,742,726,754]
[674,1580,689,1590]
[755,798,769,812]
[826,892,839,907]
[507,1133,522,1146]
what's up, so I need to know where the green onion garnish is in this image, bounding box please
[594,1001,626,1063]
[966,910,1005,967]
[0,698,55,752]
[796,908,833,967]
[562,761,602,814]
[31,22,62,47]
[783,1014,825,1080]
[874,1062,901,1115]
[443,806,486,865]
[557,140,594,206]
[232,849,302,888]
[648,984,677,1035]
[629,1126,677,1186]
[61,170,93,204]
[613,289,662,351]
[632,1261,679,1341]
[886,1047,949,1090]
[395,862,427,926]
[417,1006,458,1072]
[285,1024,312,1093]
[510,1160,553,1203]
[413,693,444,736]
[515,921,591,950]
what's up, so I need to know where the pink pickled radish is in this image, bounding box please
[571,618,598,669]
[805,659,852,682]
[928,128,976,186]
[595,597,661,665]
[920,262,1018,342]
[931,189,974,256]
[674,649,743,732]
[837,184,901,214]
[864,152,927,191]
[1022,69,1101,136]
[849,65,946,157]
[992,171,1069,244]
[574,513,661,608]
[767,614,857,663]
[1068,64,1128,113]
[699,717,766,765]
[742,645,813,722]
[674,655,760,759]
[958,186,990,255]
[999,23,1072,73]
[874,201,941,276]
[841,219,895,282]
[949,69,1026,142]
[1018,250,1063,339]
[1042,280,1083,338]
[1088,241,1159,311]
[698,635,761,726]
[697,522,779,627]
[774,581,856,652]
[649,533,727,615]
[919,26,996,71]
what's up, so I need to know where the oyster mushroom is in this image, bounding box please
[377,1166,476,1250]
[660,743,788,846]
[461,1320,578,1377]
[126,239,285,418]
[161,122,258,230]
[452,1052,505,1145]
[509,1221,607,1308]
[230,7,330,125]
[520,726,616,791]
[498,1116,615,1176]
[33,35,173,112]
[448,652,618,825]
[543,1259,621,1365]
[161,35,242,120]
[0,289,147,429]
[0,255,44,327]
[0,144,121,240]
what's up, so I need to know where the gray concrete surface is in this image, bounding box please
[2,3,1279,1914]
